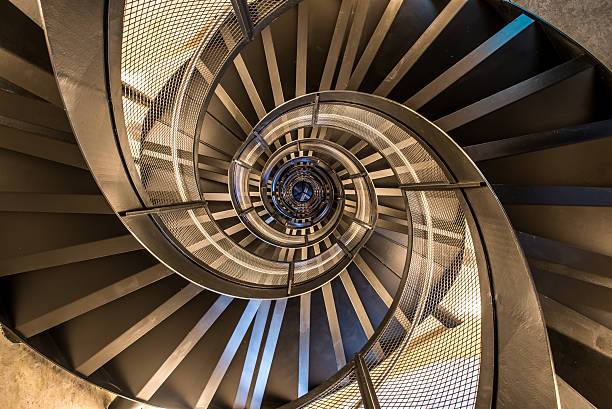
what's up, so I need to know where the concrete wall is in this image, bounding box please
[0,329,116,409]
[514,0,612,69]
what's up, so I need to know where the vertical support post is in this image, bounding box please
[231,0,254,40]
[354,353,381,409]
[287,262,295,295]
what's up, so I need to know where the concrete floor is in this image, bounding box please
[1,1,609,408]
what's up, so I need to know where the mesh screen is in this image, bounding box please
[303,368,362,409]
[158,207,289,286]
[248,0,289,26]
[121,0,242,205]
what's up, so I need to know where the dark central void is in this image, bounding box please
[292,181,313,202]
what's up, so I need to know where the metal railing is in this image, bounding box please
[40,0,561,406]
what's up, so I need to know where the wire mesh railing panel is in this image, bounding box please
[376,214,481,408]
[302,368,362,409]
[315,103,449,185]
[157,207,290,286]
[121,0,241,205]
[372,191,481,408]
[297,187,482,408]
[248,0,290,26]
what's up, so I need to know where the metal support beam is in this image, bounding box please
[231,0,254,40]
[354,353,381,409]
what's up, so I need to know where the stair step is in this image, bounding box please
[0,48,62,107]
[0,235,143,277]
[493,185,612,206]
[0,89,71,132]
[506,204,612,259]
[464,119,612,161]
[556,375,597,409]
[517,231,612,285]
[0,192,111,214]
[15,262,171,338]
[530,264,612,329]
[539,294,611,360]
[436,56,593,134]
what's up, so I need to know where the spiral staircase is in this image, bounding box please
[0,0,610,408]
